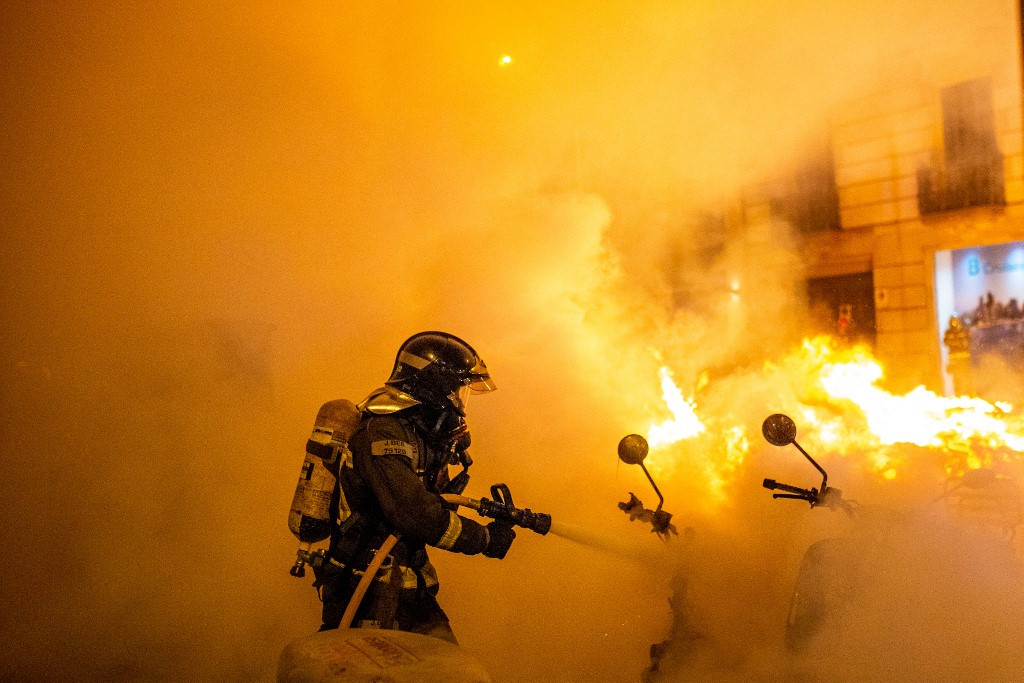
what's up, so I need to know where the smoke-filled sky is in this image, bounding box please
[1,1,1021,681]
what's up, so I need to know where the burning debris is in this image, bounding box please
[636,337,1024,681]
[639,336,1024,497]
[759,412,1024,677]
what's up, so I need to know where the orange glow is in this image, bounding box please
[6,2,1023,680]
[819,352,1023,451]
[645,337,1024,500]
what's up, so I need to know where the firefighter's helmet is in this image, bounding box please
[385,332,495,413]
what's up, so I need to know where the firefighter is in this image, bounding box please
[943,315,973,396]
[316,332,516,643]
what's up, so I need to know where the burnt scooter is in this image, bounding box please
[760,413,861,650]
[760,413,1024,659]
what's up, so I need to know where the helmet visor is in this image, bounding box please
[467,357,496,393]
[450,384,472,414]
[469,375,496,393]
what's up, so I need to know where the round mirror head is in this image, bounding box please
[762,413,797,447]
[618,434,649,465]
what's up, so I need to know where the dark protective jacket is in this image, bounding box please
[319,402,489,631]
[337,408,489,558]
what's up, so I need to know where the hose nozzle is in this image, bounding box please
[451,483,553,535]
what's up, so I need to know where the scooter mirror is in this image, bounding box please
[618,434,649,465]
[762,413,797,447]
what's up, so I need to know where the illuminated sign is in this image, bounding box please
[949,240,1024,318]
[965,252,1023,276]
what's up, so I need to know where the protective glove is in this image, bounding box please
[482,521,516,559]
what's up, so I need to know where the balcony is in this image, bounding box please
[917,156,1005,214]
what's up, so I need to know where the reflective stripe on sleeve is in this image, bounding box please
[419,560,439,588]
[436,511,463,550]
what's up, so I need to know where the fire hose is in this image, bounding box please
[338,484,550,629]
[339,534,399,629]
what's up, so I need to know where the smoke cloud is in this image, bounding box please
[1,1,1021,681]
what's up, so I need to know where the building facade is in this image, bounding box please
[758,2,1024,396]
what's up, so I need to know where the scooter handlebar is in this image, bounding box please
[763,478,814,497]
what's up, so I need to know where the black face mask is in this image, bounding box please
[408,406,467,453]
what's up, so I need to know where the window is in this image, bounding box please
[919,79,1005,213]
[768,134,841,233]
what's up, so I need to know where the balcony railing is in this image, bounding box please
[917,156,1005,214]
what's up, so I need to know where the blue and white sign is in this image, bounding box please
[950,240,1024,318]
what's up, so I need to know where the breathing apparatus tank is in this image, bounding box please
[288,399,361,544]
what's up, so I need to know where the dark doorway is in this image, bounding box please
[806,272,876,346]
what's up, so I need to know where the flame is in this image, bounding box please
[648,366,705,448]
[811,338,1024,475]
[642,336,1024,503]
[820,352,1023,452]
